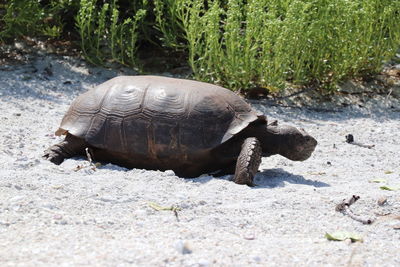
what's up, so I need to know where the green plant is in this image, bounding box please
[0,0,72,42]
[153,0,187,50]
[1,0,45,41]
[1,0,399,93]
[75,0,147,67]
[155,0,400,92]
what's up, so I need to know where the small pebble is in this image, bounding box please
[198,200,207,205]
[377,197,388,206]
[0,222,11,227]
[346,134,354,143]
[180,203,190,209]
[198,259,210,266]
[253,256,262,263]
[14,185,22,190]
[53,214,63,220]
[175,240,192,254]
[163,170,175,176]
[244,232,256,240]
[14,42,25,50]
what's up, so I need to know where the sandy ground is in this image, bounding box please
[1,51,400,267]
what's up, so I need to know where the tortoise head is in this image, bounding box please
[265,124,317,161]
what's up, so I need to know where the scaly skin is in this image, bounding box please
[43,134,86,164]
[233,137,262,186]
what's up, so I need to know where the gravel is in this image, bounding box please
[0,53,399,266]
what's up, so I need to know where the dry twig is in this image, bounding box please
[336,195,375,224]
[85,148,95,167]
[148,202,181,222]
[345,134,375,149]
[73,148,99,171]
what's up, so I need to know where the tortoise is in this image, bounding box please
[44,75,317,186]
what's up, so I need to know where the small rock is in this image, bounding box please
[377,197,388,206]
[175,240,192,254]
[244,232,256,240]
[52,185,64,190]
[14,42,26,50]
[14,185,22,190]
[252,256,262,263]
[0,221,11,227]
[199,200,207,205]
[53,214,63,220]
[163,170,175,176]
[346,134,354,143]
[180,203,191,209]
[198,259,210,266]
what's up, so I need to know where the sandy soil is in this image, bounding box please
[1,51,400,266]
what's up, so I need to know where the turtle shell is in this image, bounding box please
[56,76,266,157]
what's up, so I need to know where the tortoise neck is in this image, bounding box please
[246,123,281,156]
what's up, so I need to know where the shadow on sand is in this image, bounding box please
[253,168,330,188]
[185,168,330,188]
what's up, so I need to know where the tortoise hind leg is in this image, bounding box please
[43,133,87,165]
[233,137,262,186]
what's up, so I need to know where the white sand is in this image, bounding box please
[1,53,399,266]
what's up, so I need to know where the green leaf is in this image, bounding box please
[148,202,181,212]
[380,186,398,191]
[325,232,363,242]
[369,179,386,183]
[384,170,394,174]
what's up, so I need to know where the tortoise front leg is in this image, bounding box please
[233,137,262,186]
[43,134,87,165]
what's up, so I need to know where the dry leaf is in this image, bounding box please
[369,179,386,183]
[380,186,398,191]
[325,232,363,242]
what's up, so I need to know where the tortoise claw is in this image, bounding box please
[44,134,87,166]
[43,148,65,165]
